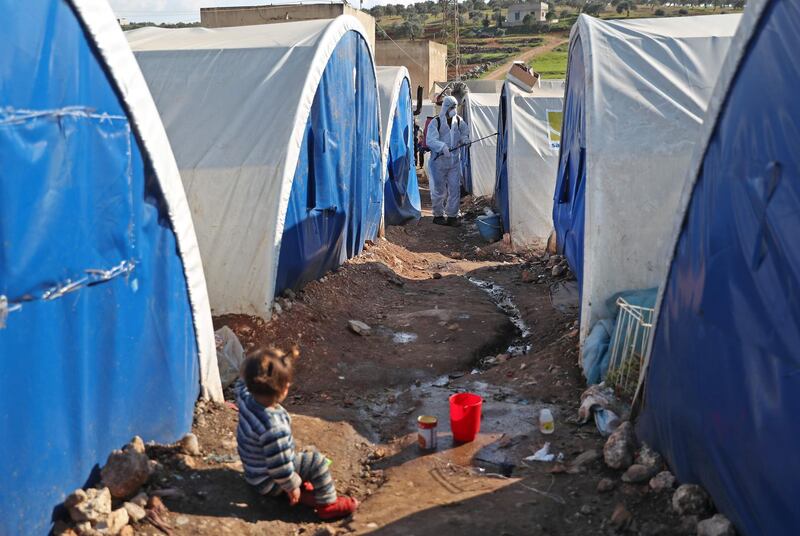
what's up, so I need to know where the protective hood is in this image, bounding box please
[440,95,458,121]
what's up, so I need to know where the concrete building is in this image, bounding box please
[375,39,447,99]
[200,3,376,50]
[506,2,548,26]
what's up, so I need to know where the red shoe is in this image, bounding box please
[315,496,359,520]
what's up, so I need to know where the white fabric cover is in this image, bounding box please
[463,92,500,197]
[73,0,222,400]
[503,81,564,249]
[640,1,767,383]
[376,66,410,183]
[127,16,374,317]
[572,13,741,342]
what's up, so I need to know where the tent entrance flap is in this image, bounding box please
[276,31,382,294]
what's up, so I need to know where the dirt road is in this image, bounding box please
[132,179,688,535]
[484,34,569,81]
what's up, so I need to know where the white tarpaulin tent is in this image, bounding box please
[128,16,382,317]
[463,92,500,197]
[552,14,741,342]
[377,66,410,180]
[495,80,564,249]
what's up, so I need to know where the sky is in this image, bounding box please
[109,0,408,23]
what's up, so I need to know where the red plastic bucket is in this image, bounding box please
[449,392,483,443]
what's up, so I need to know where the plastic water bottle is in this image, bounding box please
[539,408,554,435]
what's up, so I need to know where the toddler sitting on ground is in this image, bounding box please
[235,346,358,519]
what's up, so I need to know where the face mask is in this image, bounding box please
[447,108,456,119]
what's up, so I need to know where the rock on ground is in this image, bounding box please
[180,433,201,456]
[348,320,372,336]
[697,514,736,536]
[66,487,112,523]
[123,501,146,523]
[100,438,152,499]
[610,502,633,529]
[130,492,148,508]
[94,507,129,535]
[672,484,712,516]
[622,463,659,483]
[636,444,663,469]
[649,471,676,493]
[597,478,616,493]
[604,421,638,470]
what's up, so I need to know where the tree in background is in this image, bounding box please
[583,2,604,16]
[616,1,631,16]
[400,19,423,39]
[494,8,504,27]
[482,15,490,28]
[545,10,556,21]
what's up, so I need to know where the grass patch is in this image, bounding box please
[529,43,568,79]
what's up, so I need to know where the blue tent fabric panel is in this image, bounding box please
[383,78,421,226]
[0,1,199,534]
[276,31,382,293]
[494,84,510,232]
[461,145,473,194]
[552,36,587,285]
[639,2,800,534]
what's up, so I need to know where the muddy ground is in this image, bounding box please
[135,178,689,536]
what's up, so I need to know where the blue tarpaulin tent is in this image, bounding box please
[377,66,421,226]
[129,16,383,317]
[639,1,800,533]
[0,0,220,533]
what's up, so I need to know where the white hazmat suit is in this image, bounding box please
[426,96,470,219]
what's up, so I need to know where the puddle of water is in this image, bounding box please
[392,332,418,344]
[401,379,549,474]
[467,277,532,357]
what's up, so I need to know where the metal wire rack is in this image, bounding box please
[606,297,655,400]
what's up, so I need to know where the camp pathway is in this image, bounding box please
[135,195,689,535]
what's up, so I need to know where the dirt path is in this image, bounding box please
[131,181,688,536]
[483,33,570,81]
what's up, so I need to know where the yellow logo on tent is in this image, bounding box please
[547,110,562,149]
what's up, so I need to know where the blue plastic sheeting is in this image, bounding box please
[552,36,587,284]
[0,1,199,534]
[276,31,382,293]
[460,145,472,194]
[639,2,800,534]
[494,84,510,232]
[383,78,422,226]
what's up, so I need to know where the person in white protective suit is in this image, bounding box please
[425,95,470,226]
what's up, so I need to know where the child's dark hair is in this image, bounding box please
[241,346,296,406]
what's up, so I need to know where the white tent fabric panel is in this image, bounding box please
[465,92,500,197]
[128,16,374,317]
[76,0,221,400]
[376,66,410,182]
[505,82,564,249]
[573,13,740,342]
